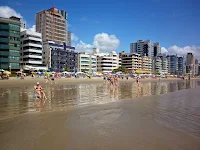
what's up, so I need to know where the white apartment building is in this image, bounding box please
[142,56,152,71]
[121,52,152,73]
[121,53,142,70]
[20,30,47,71]
[152,55,168,74]
[78,52,97,73]
[95,51,120,73]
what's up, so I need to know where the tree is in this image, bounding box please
[64,66,70,72]
[81,69,88,73]
[113,66,126,73]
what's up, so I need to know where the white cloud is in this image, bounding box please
[0,6,22,18]
[75,40,93,52]
[161,47,168,53]
[28,25,36,32]
[162,45,200,59]
[93,33,120,52]
[74,33,120,53]
[71,33,78,41]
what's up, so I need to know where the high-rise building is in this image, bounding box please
[95,51,121,73]
[130,40,161,58]
[166,55,184,75]
[167,55,178,75]
[185,53,195,75]
[36,7,67,44]
[0,16,21,71]
[67,31,71,46]
[78,52,97,73]
[177,56,184,75]
[153,42,161,57]
[43,41,78,72]
[20,30,47,71]
[152,55,168,74]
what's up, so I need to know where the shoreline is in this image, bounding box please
[0,77,199,88]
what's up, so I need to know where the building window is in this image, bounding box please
[9,43,20,47]
[9,37,20,41]
[10,50,19,53]
[9,56,20,60]
[9,24,20,29]
[10,30,20,35]
[10,63,19,67]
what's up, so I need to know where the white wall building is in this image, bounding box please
[95,51,121,73]
[20,30,47,71]
[152,55,168,74]
[20,20,26,29]
[78,52,97,72]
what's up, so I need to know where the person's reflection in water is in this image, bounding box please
[34,98,46,112]
[136,83,142,97]
[113,85,118,99]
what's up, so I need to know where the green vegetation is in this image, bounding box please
[113,66,126,73]
[64,66,70,72]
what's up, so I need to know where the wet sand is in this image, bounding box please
[0,86,200,150]
[0,79,200,150]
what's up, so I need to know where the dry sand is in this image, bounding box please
[0,77,191,88]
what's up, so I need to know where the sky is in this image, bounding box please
[0,0,200,59]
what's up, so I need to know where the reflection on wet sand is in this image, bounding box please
[0,80,200,150]
[0,80,200,119]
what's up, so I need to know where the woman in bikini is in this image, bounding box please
[34,82,46,99]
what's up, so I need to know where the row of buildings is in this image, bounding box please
[0,7,199,75]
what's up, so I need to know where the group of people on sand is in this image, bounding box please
[104,75,141,87]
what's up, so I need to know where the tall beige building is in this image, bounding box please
[36,7,67,44]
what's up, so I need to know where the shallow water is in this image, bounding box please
[1,80,200,150]
[0,80,200,118]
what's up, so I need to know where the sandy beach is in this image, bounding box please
[0,78,200,150]
[0,76,193,88]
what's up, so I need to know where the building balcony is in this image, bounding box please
[23,43,42,48]
[9,40,20,44]
[0,38,9,43]
[23,60,43,64]
[0,51,9,56]
[9,33,20,38]
[9,59,20,63]
[9,46,20,50]
[0,44,9,49]
[23,55,42,59]
[23,49,43,53]
[0,31,9,36]
[0,58,9,63]
[10,52,20,57]
[23,36,42,42]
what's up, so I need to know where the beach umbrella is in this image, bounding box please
[5,71,11,75]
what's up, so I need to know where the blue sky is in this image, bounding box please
[0,0,200,57]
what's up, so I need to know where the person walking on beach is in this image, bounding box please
[136,76,140,86]
[114,75,118,86]
[34,82,47,99]
[46,74,50,83]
